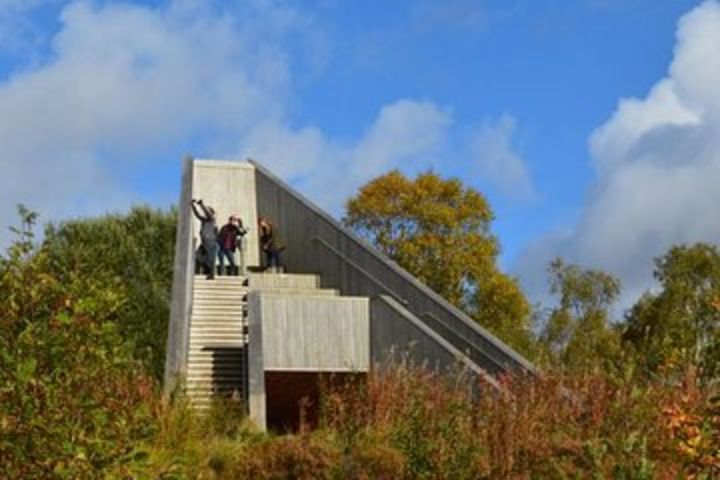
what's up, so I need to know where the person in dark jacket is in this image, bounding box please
[217,215,247,275]
[191,199,218,279]
[258,216,284,272]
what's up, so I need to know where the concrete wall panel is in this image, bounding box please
[192,160,260,268]
[370,295,498,389]
[255,292,369,371]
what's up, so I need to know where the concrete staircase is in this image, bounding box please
[186,275,249,408]
[185,272,338,408]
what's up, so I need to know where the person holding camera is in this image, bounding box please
[217,215,248,275]
[191,199,218,280]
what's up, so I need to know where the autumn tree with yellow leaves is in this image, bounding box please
[343,170,534,355]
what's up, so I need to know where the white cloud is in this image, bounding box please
[0,0,304,242]
[0,0,460,245]
[467,114,537,200]
[235,99,453,214]
[516,0,720,310]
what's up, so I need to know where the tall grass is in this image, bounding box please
[107,365,719,479]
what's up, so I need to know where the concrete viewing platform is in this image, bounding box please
[165,157,534,431]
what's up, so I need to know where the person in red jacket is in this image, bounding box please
[217,215,246,275]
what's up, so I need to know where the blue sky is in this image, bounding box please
[1,0,718,308]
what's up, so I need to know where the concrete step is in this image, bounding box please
[192,292,248,298]
[194,274,248,280]
[190,325,244,332]
[187,361,244,368]
[192,286,247,293]
[190,326,246,333]
[190,317,244,324]
[193,286,248,293]
[190,318,246,325]
[190,336,246,344]
[187,375,244,382]
[187,369,243,377]
[189,339,247,346]
[191,313,246,320]
[186,384,244,391]
[190,334,245,341]
[189,331,246,338]
[193,278,248,285]
[192,304,245,311]
[189,350,244,360]
[188,347,245,353]
[191,313,244,320]
[249,288,339,296]
[187,363,243,371]
[186,373,242,380]
[189,347,246,353]
[193,292,247,305]
[188,359,244,365]
[190,313,244,320]
[189,333,246,340]
[189,345,246,350]
[247,273,320,289]
[187,368,244,378]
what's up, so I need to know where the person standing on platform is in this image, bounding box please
[191,199,218,280]
[258,216,284,273]
[217,215,246,275]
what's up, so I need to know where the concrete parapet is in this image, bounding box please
[370,295,498,389]
[254,292,369,371]
[164,157,195,395]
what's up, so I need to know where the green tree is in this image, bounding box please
[42,206,177,379]
[0,207,157,478]
[343,170,533,355]
[540,258,622,370]
[623,243,720,379]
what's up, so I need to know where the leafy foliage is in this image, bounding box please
[344,170,533,356]
[623,243,720,380]
[43,205,177,378]
[539,258,622,371]
[2,186,719,478]
[0,206,158,478]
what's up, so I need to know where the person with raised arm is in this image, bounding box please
[191,199,218,280]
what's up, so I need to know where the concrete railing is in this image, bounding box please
[371,295,499,390]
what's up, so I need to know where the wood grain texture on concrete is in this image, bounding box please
[192,160,260,268]
[257,292,370,372]
[370,295,498,390]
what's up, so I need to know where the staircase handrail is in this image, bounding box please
[311,235,409,307]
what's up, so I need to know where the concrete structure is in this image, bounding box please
[165,157,535,431]
[248,291,369,428]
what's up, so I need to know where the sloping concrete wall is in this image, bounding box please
[371,295,498,389]
[252,161,536,377]
[164,156,195,393]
